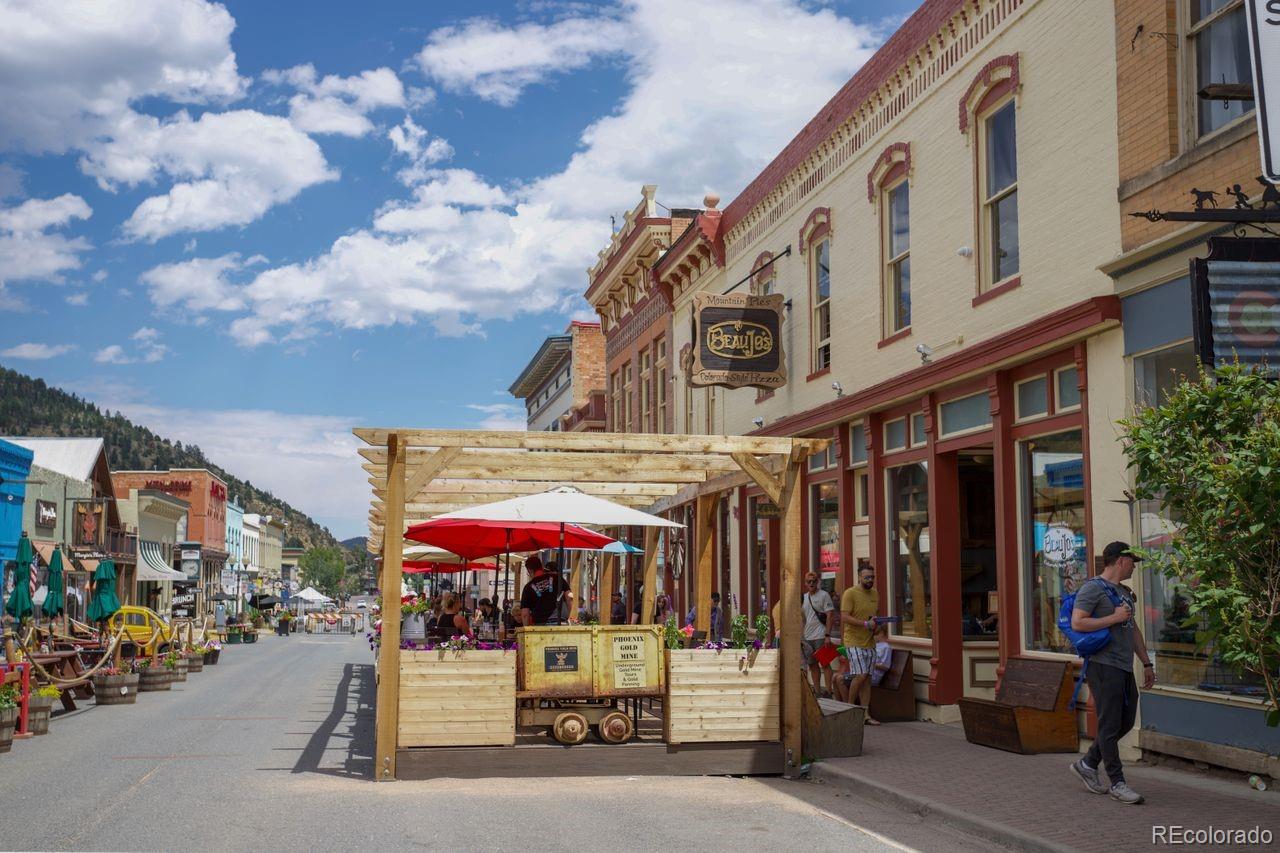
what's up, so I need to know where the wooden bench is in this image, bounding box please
[869,649,916,722]
[802,678,864,758]
[957,657,1079,754]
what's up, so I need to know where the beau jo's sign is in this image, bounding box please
[690,292,786,389]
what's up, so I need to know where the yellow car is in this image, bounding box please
[109,606,173,656]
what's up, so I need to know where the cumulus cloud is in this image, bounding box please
[264,63,406,137]
[139,252,255,313]
[417,16,629,106]
[94,327,169,364]
[467,403,528,431]
[387,117,454,185]
[65,292,89,306]
[0,342,76,359]
[218,0,881,347]
[93,344,129,365]
[0,193,92,284]
[79,109,336,241]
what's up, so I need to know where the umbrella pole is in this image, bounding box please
[557,522,565,582]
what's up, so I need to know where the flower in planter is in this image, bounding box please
[680,623,695,638]
[131,659,151,672]
[34,685,61,700]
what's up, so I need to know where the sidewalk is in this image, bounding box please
[811,721,1277,852]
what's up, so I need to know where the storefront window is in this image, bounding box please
[888,462,930,638]
[811,482,840,585]
[1135,342,1267,695]
[1022,430,1087,654]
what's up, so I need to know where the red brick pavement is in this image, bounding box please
[814,721,1277,852]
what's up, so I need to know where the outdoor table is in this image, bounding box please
[28,651,93,711]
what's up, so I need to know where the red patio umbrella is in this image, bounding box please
[403,560,495,574]
[403,518,615,559]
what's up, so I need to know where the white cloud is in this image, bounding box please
[0,342,76,359]
[467,403,528,431]
[93,327,169,364]
[0,193,92,284]
[265,64,406,137]
[0,164,24,199]
[139,252,249,312]
[217,0,880,348]
[387,117,454,185]
[0,0,244,154]
[416,16,629,106]
[80,109,336,242]
[94,344,130,365]
[91,269,108,283]
[65,292,89,306]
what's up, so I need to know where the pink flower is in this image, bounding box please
[681,623,694,637]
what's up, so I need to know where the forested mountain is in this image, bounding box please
[0,365,337,550]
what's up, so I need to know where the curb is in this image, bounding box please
[808,761,1076,853]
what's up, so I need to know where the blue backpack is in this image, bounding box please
[1057,577,1124,708]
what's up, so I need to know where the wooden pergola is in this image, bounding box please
[358,428,827,780]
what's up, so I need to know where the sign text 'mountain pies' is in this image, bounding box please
[690,292,786,389]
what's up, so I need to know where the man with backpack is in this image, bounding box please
[1068,541,1156,805]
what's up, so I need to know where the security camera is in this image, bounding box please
[916,343,933,364]
[752,417,765,428]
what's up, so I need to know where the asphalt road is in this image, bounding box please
[0,634,991,852]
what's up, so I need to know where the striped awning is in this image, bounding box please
[136,540,187,582]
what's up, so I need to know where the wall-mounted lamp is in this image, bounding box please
[831,381,844,397]
[916,336,964,365]
[956,246,973,258]
[752,417,765,428]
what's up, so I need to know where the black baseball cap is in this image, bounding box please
[1102,541,1143,564]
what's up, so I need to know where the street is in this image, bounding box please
[0,635,993,852]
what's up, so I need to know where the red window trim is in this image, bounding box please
[806,367,832,383]
[866,141,912,203]
[972,275,1021,307]
[878,327,912,349]
[958,53,1020,134]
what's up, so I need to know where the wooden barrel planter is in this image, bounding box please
[202,649,221,666]
[170,659,188,682]
[93,673,140,705]
[185,655,203,673]
[26,693,57,735]
[137,668,172,692]
[0,707,17,754]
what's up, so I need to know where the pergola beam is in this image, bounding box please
[355,428,825,456]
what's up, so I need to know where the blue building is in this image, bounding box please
[0,438,35,594]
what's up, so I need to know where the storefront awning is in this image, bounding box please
[136,540,187,583]
[32,540,56,568]
[71,557,99,574]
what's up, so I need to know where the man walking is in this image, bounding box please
[1069,541,1156,805]
[802,573,835,695]
[841,564,880,724]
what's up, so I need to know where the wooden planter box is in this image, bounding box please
[27,694,56,735]
[665,649,780,745]
[93,673,139,705]
[0,707,16,753]
[399,649,516,748]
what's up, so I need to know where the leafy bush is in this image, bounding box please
[1122,362,1280,725]
[0,684,18,710]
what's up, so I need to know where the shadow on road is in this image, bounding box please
[291,662,375,780]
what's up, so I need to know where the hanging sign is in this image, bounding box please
[1246,0,1280,182]
[690,292,786,389]
[1191,237,1280,376]
[35,500,57,528]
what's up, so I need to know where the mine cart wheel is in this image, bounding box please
[597,710,634,744]
[552,711,589,745]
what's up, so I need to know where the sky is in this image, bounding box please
[0,0,920,539]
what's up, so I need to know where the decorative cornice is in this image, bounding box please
[798,207,832,254]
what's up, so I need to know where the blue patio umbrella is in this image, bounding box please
[42,545,65,618]
[4,533,34,621]
[86,558,121,623]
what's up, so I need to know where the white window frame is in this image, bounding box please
[884,179,911,335]
[1054,365,1082,413]
[1183,0,1254,145]
[812,237,832,372]
[884,417,908,452]
[937,391,994,439]
[1013,375,1050,423]
[847,421,868,469]
[978,98,1019,291]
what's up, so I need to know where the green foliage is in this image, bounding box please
[34,685,61,699]
[755,612,771,642]
[299,545,349,598]
[0,364,336,549]
[1121,362,1280,724]
[0,684,18,710]
[728,614,750,649]
[663,613,684,650]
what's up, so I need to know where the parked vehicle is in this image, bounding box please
[108,606,173,656]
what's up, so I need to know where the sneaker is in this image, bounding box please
[1070,759,1108,795]
[1109,781,1144,804]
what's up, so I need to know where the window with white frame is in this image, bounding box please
[1189,0,1253,139]
[981,101,1019,287]
[939,392,992,437]
[847,422,868,467]
[812,238,832,371]
[885,181,911,334]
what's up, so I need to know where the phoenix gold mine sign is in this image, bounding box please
[690,292,787,389]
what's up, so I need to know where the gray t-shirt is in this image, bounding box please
[802,590,834,642]
[1073,578,1135,672]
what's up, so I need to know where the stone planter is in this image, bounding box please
[0,706,17,753]
[664,648,780,744]
[27,693,57,735]
[137,668,172,692]
[185,655,203,673]
[202,649,220,666]
[93,673,139,705]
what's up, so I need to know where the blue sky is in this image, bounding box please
[0,0,919,538]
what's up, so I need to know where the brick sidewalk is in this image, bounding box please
[812,721,1277,852]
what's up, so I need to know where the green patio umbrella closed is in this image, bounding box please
[42,546,65,618]
[86,558,121,623]
[4,533,34,621]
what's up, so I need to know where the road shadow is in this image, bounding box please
[291,662,375,780]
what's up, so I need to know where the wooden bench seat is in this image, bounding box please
[957,657,1079,754]
[869,649,916,722]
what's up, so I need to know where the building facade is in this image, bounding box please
[241,513,261,601]
[0,439,33,571]
[509,321,606,432]
[113,487,190,614]
[223,497,245,595]
[246,514,285,595]
[1101,0,1280,768]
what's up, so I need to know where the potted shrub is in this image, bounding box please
[0,683,18,754]
[201,640,222,666]
[401,594,430,641]
[135,658,172,692]
[182,644,203,673]
[27,685,61,735]
[664,614,780,745]
[92,666,140,705]
[164,649,187,682]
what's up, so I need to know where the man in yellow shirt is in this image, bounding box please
[840,564,881,724]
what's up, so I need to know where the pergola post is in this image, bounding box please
[778,448,805,778]
[374,432,406,781]
[640,526,659,623]
[693,493,716,635]
[569,552,583,621]
[600,554,616,624]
